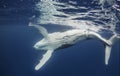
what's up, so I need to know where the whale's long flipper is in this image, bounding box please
[29,22,48,39]
[35,50,54,70]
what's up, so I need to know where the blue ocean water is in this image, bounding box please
[0,0,120,76]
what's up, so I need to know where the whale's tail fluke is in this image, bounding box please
[105,34,120,65]
[105,45,111,65]
[35,50,54,70]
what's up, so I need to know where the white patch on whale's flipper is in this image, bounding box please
[29,22,48,39]
[35,50,54,70]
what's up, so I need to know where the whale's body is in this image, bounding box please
[29,23,119,70]
[34,29,110,51]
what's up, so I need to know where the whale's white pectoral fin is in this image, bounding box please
[105,45,111,65]
[35,50,54,70]
[29,22,48,38]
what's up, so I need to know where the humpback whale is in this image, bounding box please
[29,22,119,70]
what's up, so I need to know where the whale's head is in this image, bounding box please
[33,39,48,50]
